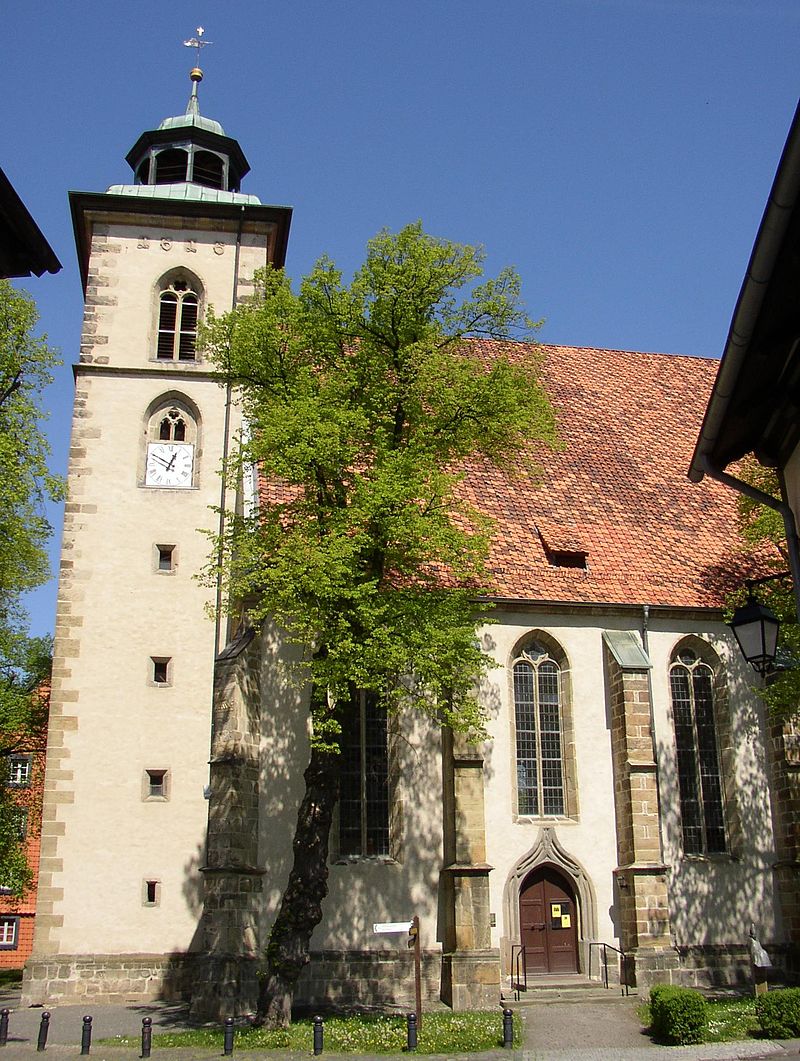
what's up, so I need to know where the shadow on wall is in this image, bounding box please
[252,623,502,1009]
[657,633,781,980]
[165,620,504,1010]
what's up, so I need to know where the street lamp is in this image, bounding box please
[729,596,781,677]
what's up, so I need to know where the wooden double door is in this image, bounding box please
[520,865,579,974]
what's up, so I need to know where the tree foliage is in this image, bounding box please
[0,280,62,894]
[204,222,557,1026]
[730,457,800,719]
[206,222,556,740]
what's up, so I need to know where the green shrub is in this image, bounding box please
[649,984,708,1045]
[756,988,800,1038]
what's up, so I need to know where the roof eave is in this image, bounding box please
[0,167,62,279]
[69,190,292,293]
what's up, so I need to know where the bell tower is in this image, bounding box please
[23,47,291,1004]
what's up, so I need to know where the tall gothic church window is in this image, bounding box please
[513,643,565,816]
[670,647,727,855]
[338,692,389,857]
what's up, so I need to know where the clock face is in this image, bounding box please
[145,443,194,488]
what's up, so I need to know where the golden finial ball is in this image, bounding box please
[190,67,204,82]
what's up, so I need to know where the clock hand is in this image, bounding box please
[165,453,177,472]
[151,455,173,468]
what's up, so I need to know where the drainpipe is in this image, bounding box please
[204,208,245,873]
[698,453,800,622]
[213,206,245,657]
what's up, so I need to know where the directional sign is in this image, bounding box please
[373,921,413,934]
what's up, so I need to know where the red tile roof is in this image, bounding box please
[464,342,752,609]
[257,342,757,612]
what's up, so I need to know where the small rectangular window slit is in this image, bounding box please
[157,545,175,572]
[147,770,166,798]
[144,880,160,905]
[151,657,170,685]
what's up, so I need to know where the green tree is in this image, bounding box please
[731,457,800,718]
[204,223,557,1027]
[0,279,62,895]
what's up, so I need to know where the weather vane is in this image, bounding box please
[183,26,213,67]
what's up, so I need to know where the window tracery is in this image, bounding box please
[669,645,727,855]
[156,277,200,362]
[513,641,566,816]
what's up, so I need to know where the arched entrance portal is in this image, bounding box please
[520,864,579,974]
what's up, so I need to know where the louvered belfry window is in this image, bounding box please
[670,650,726,855]
[157,280,199,361]
[513,645,565,816]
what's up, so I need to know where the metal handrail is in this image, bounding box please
[510,943,527,1000]
[588,941,629,996]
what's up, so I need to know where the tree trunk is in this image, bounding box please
[254,742,339,1028]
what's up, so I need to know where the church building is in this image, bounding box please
[21,67,800,1015]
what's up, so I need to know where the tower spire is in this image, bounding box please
[182,27,213,117]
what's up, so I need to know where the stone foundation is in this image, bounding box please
[189,954,260,1020]
[632,943,794,993]
[22,949,450,1014]
[294,950,443,1013]
[22,953,197,1006]
[440,950,502,1009]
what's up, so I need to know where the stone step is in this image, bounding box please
[501,978,636,1005]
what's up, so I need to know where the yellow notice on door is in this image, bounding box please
[550,903,561,918]
[561,914,571,929]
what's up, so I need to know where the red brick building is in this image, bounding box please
[1,732,46,969]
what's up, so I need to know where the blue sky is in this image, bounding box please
[3,0,799,636]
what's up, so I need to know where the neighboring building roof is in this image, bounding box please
[462,342,749,610]
[258,342,751,612]
[690,99,800,479]
[0,167,61,279]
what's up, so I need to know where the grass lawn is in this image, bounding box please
[703,997,760,1042]
[106,1010,520,1054]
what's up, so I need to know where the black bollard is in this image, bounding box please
[0,1008,8,1047]
[141,1017,152,1059]
[223,1016,234,1056]
[502,1008,514,1049]
[406,1012,418,1052]
[312,1015,323,1056]
[37,1011,50,1052]
[81,1015,92,1055]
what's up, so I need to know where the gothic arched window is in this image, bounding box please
[158,407,186,442]
[670,647,727,855]
[157,278,200,362]
[142,395,200,490]
[513,641,566,816]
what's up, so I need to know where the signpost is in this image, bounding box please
[373,915,422,1031]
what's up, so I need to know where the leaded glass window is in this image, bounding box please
[513,645,565,816]
[670,649,726,855]
[339,692,389,856]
